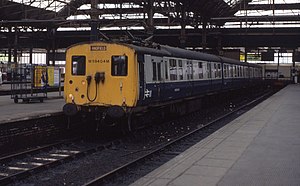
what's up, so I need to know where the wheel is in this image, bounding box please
[14,96,18,103]
[40,98,43,103]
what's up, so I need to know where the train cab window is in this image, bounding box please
[111,56,128,76]
[72,56,86,75]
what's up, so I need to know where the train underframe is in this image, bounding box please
[63,83,270,133]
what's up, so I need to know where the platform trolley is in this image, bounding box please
[11,66,47,103]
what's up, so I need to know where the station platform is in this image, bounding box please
[131,84,300,186]
[0,92,64,124]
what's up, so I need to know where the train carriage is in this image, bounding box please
[63,41,263,130]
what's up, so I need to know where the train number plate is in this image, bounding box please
[90,46,107,51]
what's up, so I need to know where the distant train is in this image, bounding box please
[63,41,263,130]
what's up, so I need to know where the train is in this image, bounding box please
[63,41,263,131]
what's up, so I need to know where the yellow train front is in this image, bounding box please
[63,42,139,125]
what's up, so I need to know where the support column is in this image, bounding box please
[179,3,186,48]
[8,27,12,64]
[90,0,99,41]
[217,34,222,56]
[29,47,33,65]
[244,48,248,63]
[292,49,297,83]
[46,47,50,66]
[277,51,280,79]
[51,28,56,66]
[146,0,154,35]
[13,27,18,65]
[8,48,12,64]
[202,20,207,50]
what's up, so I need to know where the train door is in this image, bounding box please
[144,55,163,102]
[207,62,212,91]
[186,60,193,97]
[138,54,145,101]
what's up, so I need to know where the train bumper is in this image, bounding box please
[63,103,78,116]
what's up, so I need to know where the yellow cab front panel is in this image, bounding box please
[64,42,138,108]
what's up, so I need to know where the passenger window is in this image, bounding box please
[178,60,183,80]
[169,59,177,80]
[157,63,162,81]
[198,62,203,79]
[152,62,157,81]
[165,61,168,80]
[111,56,128,76]
[207,63,212,79]
[187,61,193,80]
[72,56,86,75]
[214,63,217,78]
[230,65,233,77]
[217,63,221,78]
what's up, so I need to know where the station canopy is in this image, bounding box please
[0,0,299,29]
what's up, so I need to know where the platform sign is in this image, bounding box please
[47,67,54,86]
[34,66,46,87]
[53,68,60,86]
[34,66,60,87]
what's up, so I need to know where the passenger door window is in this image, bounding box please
[152,60,162,81]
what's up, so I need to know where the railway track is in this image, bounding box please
[83,91,273,186]
[1,89,275,185]
[0,138,118,185]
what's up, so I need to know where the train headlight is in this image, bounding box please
[68,94,74,100]
[81,80,86,85]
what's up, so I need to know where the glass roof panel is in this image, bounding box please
[8,0,71,12]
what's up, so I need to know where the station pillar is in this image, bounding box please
[179,3,186,48]
[146,0,155,35]
[201,20,207,50]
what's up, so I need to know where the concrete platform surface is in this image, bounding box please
[0,92,64,123]
[131,84,300,186]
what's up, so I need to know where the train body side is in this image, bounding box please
[135,52,263,108]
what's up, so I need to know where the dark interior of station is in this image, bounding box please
[1,2,300,185]
[0,0,299,77]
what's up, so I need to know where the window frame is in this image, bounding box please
[71,55,86,76]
